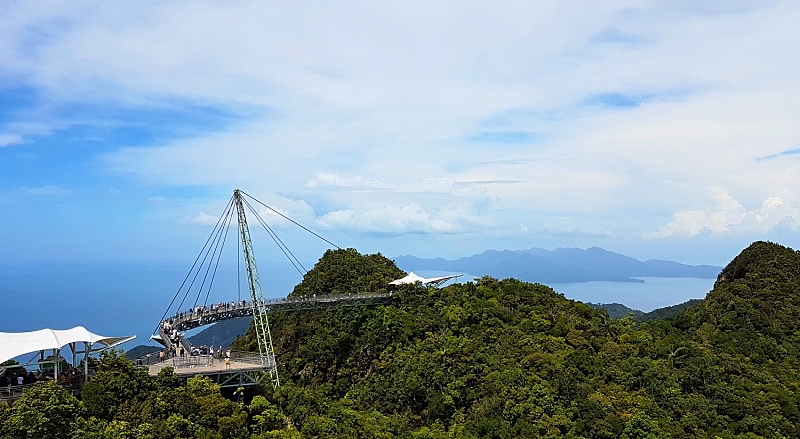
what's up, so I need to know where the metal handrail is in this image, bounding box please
[227,350,275,367]
[171,355,213,369]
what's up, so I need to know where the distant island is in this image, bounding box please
[588,298,703,321]
[393,246,721,284]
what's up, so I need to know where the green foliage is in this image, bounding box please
[4,243,800,438]
[290,248,406,297]
[154,366,186,391]
[1,380,83,439]
[81,349,155,419]
[249,395,286,434]
[637,299,702,322]
[228,242,800,438]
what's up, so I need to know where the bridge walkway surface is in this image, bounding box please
[142,350,276,389]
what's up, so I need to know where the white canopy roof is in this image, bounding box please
[0,326,135,365]
[389,272,461,286]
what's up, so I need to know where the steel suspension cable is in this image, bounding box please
[240,190,342,250]
[155,195,236,333]
[186,202,233,310]
[242,196,334,300]
[199,206,235,309]
[242,197,307,276]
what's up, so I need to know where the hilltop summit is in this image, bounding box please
[713,240,800,288]
[674,241,800,364]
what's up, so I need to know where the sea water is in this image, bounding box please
[551,277,716,312]
[0,262,304,351]
[414,271,714,312]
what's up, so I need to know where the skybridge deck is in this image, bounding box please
[145,351,274,388]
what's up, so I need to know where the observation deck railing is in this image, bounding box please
[172,354,213,369]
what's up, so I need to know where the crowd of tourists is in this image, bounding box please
[169,300,250,325]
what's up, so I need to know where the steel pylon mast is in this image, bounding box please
[233,189,279,387]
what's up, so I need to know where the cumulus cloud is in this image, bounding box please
[647,187,800,238]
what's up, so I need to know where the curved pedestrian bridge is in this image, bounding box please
[147,292,394,388]
[162,291,393,333]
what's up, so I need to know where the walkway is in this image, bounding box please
[164,291,393,333]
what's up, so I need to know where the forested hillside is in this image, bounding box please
[228,242,800,437]
[2,242,799,438]
[589,299,702,321]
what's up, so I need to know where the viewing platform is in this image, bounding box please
[143,350,275,389]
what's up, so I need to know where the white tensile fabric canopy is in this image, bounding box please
[0,326,135,365]
[389,272,461,287]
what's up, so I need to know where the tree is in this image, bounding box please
[1,380,83,439]
[249,395,286,434]
[81,349,155,419]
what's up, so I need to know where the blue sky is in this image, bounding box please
[2,0,800,276]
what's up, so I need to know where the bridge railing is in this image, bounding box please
[172,355,213,369]
[135,352,163,367]
[228,350,276,369]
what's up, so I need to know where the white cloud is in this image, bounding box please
[647,187,800,238]
[3,1,800,263]
[318,202,494,235]
[304,173,387,189]
[180,212,220,226]
[0,134,24,147]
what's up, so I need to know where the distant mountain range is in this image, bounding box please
[392,247,721,284]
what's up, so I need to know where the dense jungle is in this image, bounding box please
[2,241,799,438]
